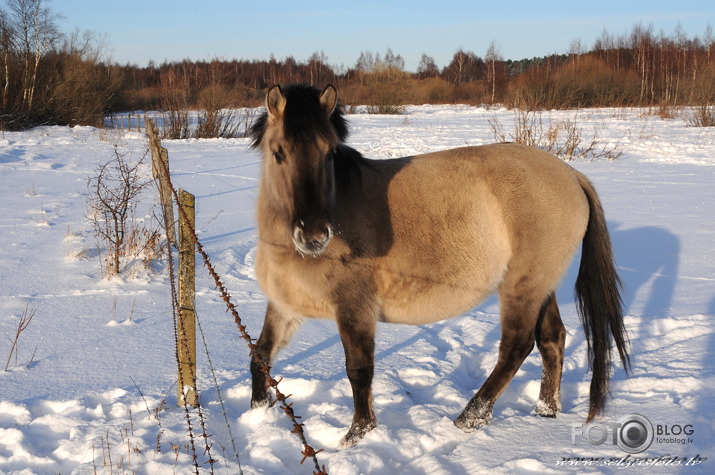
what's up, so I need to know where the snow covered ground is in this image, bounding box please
[0,105,714,474]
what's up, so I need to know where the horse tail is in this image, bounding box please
[575,173,631,422]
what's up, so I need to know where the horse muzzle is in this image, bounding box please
[292,221,332,256]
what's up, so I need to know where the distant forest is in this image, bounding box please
[1,0,714,130]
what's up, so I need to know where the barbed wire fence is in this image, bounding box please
[147,119,327,475]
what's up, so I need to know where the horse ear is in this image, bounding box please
[320,85,338,115]
[266,85,286,119]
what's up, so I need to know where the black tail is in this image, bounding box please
[575,175,630,422]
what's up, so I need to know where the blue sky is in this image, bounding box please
[51,0,714,71]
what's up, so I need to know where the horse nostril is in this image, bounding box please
[292,223,332,255]
[307,240,324,252]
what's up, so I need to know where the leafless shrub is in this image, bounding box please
[194,83,240,138]
[4,306,36,371]
[544,118,622,160]
[654,102,680,120]
[686,104,715,127]
[511,107,544,147]
[160,111,190,140]
[194,104,258,139]
[124,224,164,275]
[545,119,581,157]
[159,69,191,139]
[86,145,162,277]
[488,116,507,143]
[361,80,407,114]
[195,108,237,138]
[490,109,622,161]
[366,103,406,115]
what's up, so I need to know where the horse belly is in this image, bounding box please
[380,282,496,325]
[376,239,510,325]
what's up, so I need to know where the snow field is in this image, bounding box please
[0,105,714,474]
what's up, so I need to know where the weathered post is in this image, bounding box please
[146,118,176,246]
[177,189,197,407]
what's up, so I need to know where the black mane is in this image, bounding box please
[249,84,349,148]
[249,84,369,185]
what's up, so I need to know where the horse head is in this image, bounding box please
[251,84,346,256]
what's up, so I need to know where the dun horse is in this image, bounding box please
[248,84,630,448]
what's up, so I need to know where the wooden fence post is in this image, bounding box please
[177,189,197,407]
[146,119,196,405]
[146,118,176,246]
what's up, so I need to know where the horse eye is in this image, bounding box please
[273,151,285,164]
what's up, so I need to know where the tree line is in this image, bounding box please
[110,27,715,115]
[1,0,714,130]
[0,0,121,129]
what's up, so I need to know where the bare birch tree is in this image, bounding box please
[7,0,60,115]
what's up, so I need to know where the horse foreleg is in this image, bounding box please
[534,293,566,417]
[251,302,303,408]
[454,295,539,431]
[337,306,377,448]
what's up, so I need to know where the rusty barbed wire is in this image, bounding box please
[194,293,243,472]
[164,221,202,475]
[149,125,327,475]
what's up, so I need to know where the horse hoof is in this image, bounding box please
[534,399,560,418]
[453,414,490,433]
[339,419,377,449]
[454,398,492,432]
[339,433,361,449]
[250,396,272,409]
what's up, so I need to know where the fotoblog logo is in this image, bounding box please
[571,414,654,454]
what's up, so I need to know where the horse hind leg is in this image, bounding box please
[251,302,304,408]
[534,292,566,417]
[454,289,541,431]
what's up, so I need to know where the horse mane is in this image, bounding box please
[334,143,371,187]
[249,84,369,186]
[249,84,349,148]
